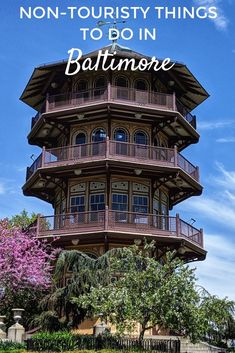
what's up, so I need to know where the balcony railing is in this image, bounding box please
[36,210,203,248]
[31,86,196,129]
[26,153,42,180]
[25,140,199,182]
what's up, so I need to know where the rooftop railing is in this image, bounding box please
[25,140,199,182]
[31,86,196,129]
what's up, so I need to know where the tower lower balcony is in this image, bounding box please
[32,209,205,261]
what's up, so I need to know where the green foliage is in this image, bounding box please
[74,243,203,342]
[27,332,178,353]
[0,340,26,351]
[36,241,234,346]
[72,242,235,344]
[32,311,64,333]
[8,209,37,229]
[198,290,235,346]
[0,350,25,353]
[39,250,112,331]
[29,331,79,351]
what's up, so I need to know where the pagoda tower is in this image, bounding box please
[21,44,208,264]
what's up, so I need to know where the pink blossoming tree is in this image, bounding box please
[0,218,58,328]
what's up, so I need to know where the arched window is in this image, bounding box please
[114,128,128,155]
[73,132,87,158]
[92,128,106,142]
[115,76,129,100]
[114,128,128,142]
[74,79,88,92]
[75,132,86,145]
[135,79,148,91]
[74,80,89,101]
[115,76,128,88]
[94,76,107,98]
[134,131,148,145]
[94,76,107,88]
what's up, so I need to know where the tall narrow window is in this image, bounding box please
[74,80,89,101]
[115,76,129,100]
[132,195,148,225]
[90,193,105,222]
[134,79,148,104]
[114,128,128,155]
[70,195,85,224]
[74,132,87,158]
[134,131,148,159]
[112,193,128,222]
[153,190,169,230]
[92,128,106,156]
[94,76,107,97]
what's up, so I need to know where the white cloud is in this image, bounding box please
[178,163,235,299]
[193,0,229,31]
[181,196,235,230]
[214,162,235,190]
[194,233,235,300]
[198,120,234,130]
[216,137,235,143]
[179,163,235,229]
[0,183,6,195]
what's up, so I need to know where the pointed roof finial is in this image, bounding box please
[97,19,126,52]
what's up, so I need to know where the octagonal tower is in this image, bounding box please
[21,44,208,263]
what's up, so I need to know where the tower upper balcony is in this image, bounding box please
[20,45,209,150]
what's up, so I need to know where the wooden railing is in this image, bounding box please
[36,210,203,248]
[25,140,199,182]
[31,86,196,129]
[26,153,42,180]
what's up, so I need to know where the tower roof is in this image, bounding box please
[20,44,209,112]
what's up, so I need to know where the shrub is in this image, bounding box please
[0,340,26,351]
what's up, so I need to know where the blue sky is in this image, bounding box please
[0,0,235,299]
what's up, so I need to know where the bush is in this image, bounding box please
[0,341,26,351]
[28,331,125,352]
[27,332,180,353]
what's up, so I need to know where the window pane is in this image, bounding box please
[70,196,85,213]
[132,195,148,213]
[115,76,128,88]
[114,129,127,142]
[75,133,86,145]
[134,131,148,145]
[92,128,106,142]
[90,193,105,212]
[112,193,128,211]
[135,79,147,91]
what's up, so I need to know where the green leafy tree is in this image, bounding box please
[38,242,234,346]
[9,209,37,229]
[36,250,111,330]
[74,243,205,342]
[198,290,235,346]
